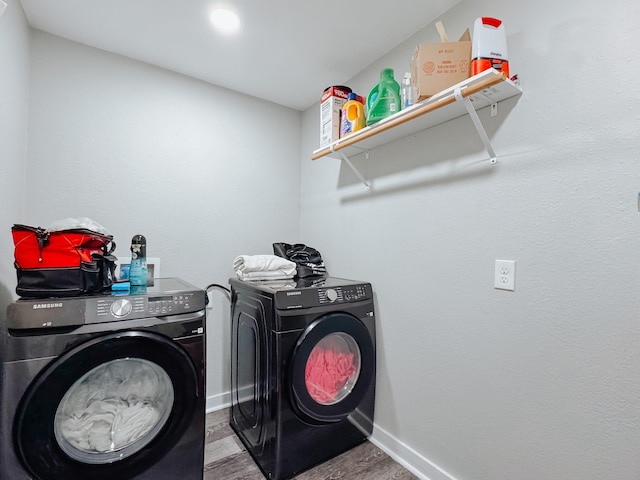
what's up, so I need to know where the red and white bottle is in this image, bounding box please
[471,17,509,77]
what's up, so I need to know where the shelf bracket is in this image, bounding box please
[454,87,497,164]
[331,144,370,191]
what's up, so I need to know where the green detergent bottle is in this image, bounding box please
[366,68,401,126]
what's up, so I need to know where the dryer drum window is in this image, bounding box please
[290,312,374,424]
[54,358,175,464]
[305,333,362,405]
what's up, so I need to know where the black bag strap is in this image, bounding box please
[13,224,50,261]
[104,240,116,255]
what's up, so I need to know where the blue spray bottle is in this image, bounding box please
[129,234,147,286]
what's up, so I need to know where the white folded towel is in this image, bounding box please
[237,272,295,281]
[233,255,296,280]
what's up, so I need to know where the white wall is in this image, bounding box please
[0,0,29,311]
[300,0,640,479]
[24,31,302,405]
[5,0,640,478]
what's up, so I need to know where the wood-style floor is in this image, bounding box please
[204,409,419,480]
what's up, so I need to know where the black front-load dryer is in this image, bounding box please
[229,276,376,480]
[0,277,206,480]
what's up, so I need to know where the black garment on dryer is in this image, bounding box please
[273,243,327,278]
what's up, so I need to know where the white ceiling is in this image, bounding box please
[19,0,461,111]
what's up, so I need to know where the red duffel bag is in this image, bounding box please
[12,223,117,298]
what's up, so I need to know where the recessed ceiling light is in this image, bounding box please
[209,8,241,33]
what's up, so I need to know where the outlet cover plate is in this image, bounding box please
[495,260,515,291]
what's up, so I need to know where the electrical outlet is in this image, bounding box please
[494,260,515,291]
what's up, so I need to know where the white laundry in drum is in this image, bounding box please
[54,358,174,461]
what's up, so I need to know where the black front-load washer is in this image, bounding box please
[229,276,376,480]
[0,278,206,480]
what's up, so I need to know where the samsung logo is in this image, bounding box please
[286,291,302,296]
[33,302,63,310]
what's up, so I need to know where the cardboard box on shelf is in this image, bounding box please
[411,22,471,101]
[319,86,351,147]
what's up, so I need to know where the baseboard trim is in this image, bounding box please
[206,392,459,480]
[370,423,460,480]
[205,391,231,413]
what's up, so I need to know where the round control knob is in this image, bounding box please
[111,298,133,318]
[325,289,338,302]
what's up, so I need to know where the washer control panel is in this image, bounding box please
[94,292,200,322]
[6,278,206,330]
[148,293,194,316]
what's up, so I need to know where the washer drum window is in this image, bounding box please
[14,330,201,480]
[54,358,174,464]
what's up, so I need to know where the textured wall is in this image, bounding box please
[0,0,29,311]
[25,31,302,403]
[300,0,640,479]
[6,0,640,477]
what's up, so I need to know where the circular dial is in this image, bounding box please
[325,288,338,302]
[110,298,133,318]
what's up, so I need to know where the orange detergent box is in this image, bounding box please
[411,22,472,101]
[320,86,351,147]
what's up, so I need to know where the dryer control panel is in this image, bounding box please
[274,282,372,310]
[318,284,369,305]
